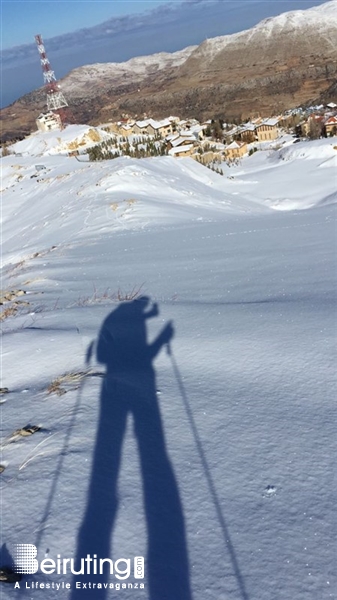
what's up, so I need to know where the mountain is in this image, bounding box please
[1,1,337,141]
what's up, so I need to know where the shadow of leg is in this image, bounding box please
[134,391,192,600]
[70,380,128,598]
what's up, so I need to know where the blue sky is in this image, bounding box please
[1,0,328,107]
[1,1,166,49]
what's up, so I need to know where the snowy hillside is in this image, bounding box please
[252,0,337,36]
[62,0,337,93]
[61,46,197,98]
[1,135,336,600]
[188,0,337,60]
[7,125,112,157]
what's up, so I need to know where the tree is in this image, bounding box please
[210,120,223,141]
[308,119,322,140]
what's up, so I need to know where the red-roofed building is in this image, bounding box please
[324,116,337,137]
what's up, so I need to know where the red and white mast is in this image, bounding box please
[35,34,69,126]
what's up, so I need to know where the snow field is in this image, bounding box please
[1,135,336,599]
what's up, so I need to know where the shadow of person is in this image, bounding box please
[71,297,192,599]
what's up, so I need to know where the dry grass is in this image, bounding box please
[73,283,145,307]
[110,199,137,212]
[1,145,12,157]
[5,246,58,279]
[5,260,26,277]
[22,277,44,285]
[47,381,67,396]
[47,370,93,396]
[0,306,19,321]
[3,425,41,447]
[0,288,26,304]
[87,129,102,142]
[15,425,41,437]
[126,198,137,207]
[0,302,29,321]
[116,284,145,301]
[0,292,30,321]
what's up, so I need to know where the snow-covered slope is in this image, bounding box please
[62,0,337,93]
[186,0,337,61]
[1,136,336,600]
[8,125,111,157]
[61,46,197,98]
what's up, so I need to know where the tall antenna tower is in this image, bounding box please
[35,34,69,127]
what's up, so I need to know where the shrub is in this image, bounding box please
[1,145,12,157]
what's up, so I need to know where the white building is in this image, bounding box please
[36,112,61,132]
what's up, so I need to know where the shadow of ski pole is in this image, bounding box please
[167,344,250,600]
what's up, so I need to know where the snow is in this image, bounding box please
[191,0,337,59]
[226,141,245,150]
[61,47,197,98]
[10,125,112,158]
[259,118,279,127]
[1,134,336,599]
[170,136,195,147]
[168,144,194,155]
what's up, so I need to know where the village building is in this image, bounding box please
[176,119,188,130]
[36,112,62,132]
[295,121,308,137]
[223,126,240,144]
[278,113,297,129]
[255,118,280,142]
[147,119,173,137]
[224,140,248,159]
[168,116,180,126]
[324,116,337,137]
[133,120,151,135]
[132,119,173,137]
[165,132,177,142]
[166,130,197,149]
[120,123,134,137]
[197,150,223,165]
[189,125,206,141]
[168,144,194,158]
[300,114,325,137]
[235,123,257,143]
[166,130,197,147]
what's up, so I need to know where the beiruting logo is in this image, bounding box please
[13,545,145,591]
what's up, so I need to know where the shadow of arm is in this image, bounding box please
[149,321,174,360]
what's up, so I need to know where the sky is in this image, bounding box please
[1,1,167,49]
[0,0,329,108]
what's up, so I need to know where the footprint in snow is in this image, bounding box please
[263,485,276,498]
